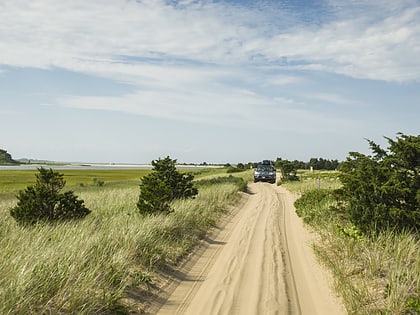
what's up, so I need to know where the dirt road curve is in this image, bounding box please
[155,182,345,315]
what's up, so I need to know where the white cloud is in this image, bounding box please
[263,6,420,81]
[265,75,301,86]
[0,0,418,142]
[57,82,355,135]
[307,93,362,107]
[1,0,419,82]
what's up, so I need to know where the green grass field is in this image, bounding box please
[0,169,149,192]
[0,167,233,192]
[0,167,233,200]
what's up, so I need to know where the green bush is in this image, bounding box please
[226,166,246,173]
[294,189,335,225]
[92,177,104,187]
[276,159,299,182]
[10,168,90,225]
[137,157,198,215]
[339,133,420,234]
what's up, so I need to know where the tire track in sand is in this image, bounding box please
[155,183,344,315]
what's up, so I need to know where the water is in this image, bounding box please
[0,164,207,171]
[0,164,153,171]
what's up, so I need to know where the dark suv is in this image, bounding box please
[254,161,276,184]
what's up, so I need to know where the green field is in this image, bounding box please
[0,167,233,198]
[0,169,148,192]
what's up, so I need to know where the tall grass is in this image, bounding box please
[0,180,243,314]
[293,188,420,314]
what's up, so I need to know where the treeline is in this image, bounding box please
[275,157,339,171]
[225,157,339,173]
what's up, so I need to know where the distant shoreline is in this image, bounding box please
[0,163,221,171]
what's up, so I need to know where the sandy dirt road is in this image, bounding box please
[155,182,345,315]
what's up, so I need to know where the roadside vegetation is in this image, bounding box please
[0,162,247,314]
[288,133,419,314]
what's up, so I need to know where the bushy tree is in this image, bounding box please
[10,168,90,225]
[137,157,198,215]
[339,133,419,234]
[275,158,299,181]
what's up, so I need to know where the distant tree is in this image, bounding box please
[0,149,19,165]
[292,160,307,170]
[339,133,420,233]
[10,168,90,225]
[236,163,245,169]
[308,158,339,170]
[137,156,198,215]
[276,158,299,181]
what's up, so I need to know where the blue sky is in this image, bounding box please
[1,0,419,164]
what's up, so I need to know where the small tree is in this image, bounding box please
[276,159,299,181]
[137,156,198,215]
[339,133,419,233]
[10,168,90,225]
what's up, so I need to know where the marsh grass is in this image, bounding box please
[0,172,242,314]
[294,187,420,314]
[0,169,151,197]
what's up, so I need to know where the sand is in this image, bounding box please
[154,182,345,315]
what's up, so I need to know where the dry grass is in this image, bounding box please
[0,181,242,314]
[314,228,419,314]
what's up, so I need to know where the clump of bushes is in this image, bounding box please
[10,167,90,225]
[137,156,198,215]
[226,163,248,173]
[92,177,104,187]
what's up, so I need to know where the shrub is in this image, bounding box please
[294,189,336,225]
[92,177,105,187]
[226,166,245,173]
[276,159,299,182]
[137,157,198,215]
[339,133,420,234]
[10,167,90,225]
